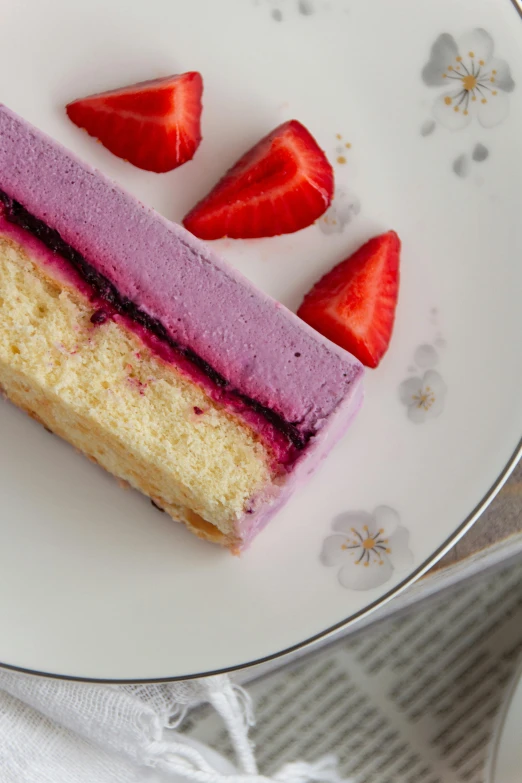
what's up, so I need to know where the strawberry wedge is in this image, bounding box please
[66,72,203,173]
[183,120,333,239]
[298,231,401,368]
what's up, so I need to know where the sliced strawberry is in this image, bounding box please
[183,120,333,239]
[297,231,401,368]
[66,72,203,173]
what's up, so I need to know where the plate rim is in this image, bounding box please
[484,651,522,783]
[0,0,521,684]
[1,437,520,684]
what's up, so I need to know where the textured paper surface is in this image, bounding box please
[185,560,522,783]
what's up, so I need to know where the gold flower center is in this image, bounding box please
[412,386,435,410]
[362,537,376,550]
[462,74,477,91]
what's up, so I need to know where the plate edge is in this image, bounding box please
[2,434,520,684]
[483,653,522,783]
[1,0,521,684]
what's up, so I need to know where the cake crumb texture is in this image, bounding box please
[0,236,274,548]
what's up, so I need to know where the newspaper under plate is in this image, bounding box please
[184,560,522,783]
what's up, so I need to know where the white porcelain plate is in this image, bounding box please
[0,0,521,681]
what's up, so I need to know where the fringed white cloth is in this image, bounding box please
[0,670,353,783]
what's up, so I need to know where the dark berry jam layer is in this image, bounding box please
[0,190,307,451]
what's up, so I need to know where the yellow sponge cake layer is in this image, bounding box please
[0,235,275,550]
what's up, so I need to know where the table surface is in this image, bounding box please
[434,461,522,571]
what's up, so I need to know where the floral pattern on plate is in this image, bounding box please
[256,0,317,22]
[321,507,413,591]
[318,185,361,234]
[399,341,447,423]
[422,28,515,130]
[399,370,447,423]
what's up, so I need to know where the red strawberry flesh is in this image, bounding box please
[183,120,333,239]
[66,72,203,173]
[297,231,401,368]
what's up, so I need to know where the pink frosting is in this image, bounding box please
[237,382,364,548]
[0,213,293,467]
[0,105,363,444]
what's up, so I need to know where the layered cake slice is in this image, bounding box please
[0,105,364,552]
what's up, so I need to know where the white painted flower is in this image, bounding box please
[422,29,515,130]
[321,507,413,591]
[318,186,361,234]
[399,370,446,423]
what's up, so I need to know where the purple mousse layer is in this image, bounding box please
[0,212,294,467]
[0,105,364,451]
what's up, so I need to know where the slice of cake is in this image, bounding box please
[0,105,364,552]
